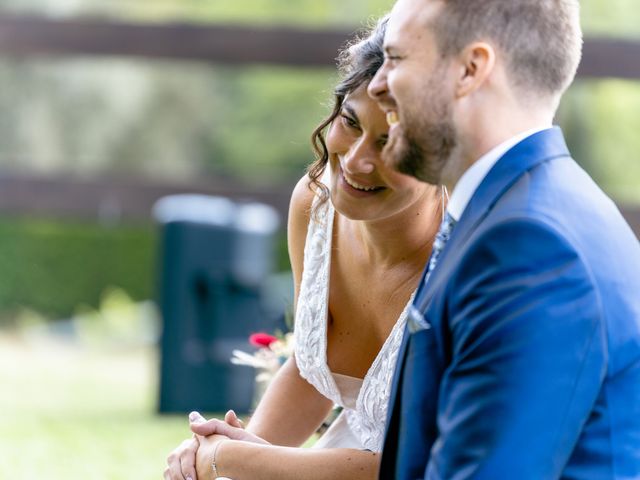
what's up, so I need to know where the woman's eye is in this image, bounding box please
[378,136,388,148]
[340,114,359,130]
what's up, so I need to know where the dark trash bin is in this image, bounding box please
[154,195,280,414]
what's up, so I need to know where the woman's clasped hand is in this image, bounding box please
[164,410,269,480]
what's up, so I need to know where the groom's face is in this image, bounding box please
[368,0,457,185]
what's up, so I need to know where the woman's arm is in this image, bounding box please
[196,434,380,480]
[244,356,333,446]
[244,175,333,446]
[165,176,335,480]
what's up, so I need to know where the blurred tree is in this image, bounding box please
[581,0,640,38]
[0,58,334,184]
[0,0,390,26]
[0,0,636,194]
[0,0,637,319]
[559,80,640,204]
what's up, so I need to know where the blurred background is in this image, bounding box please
[0,0,638,478]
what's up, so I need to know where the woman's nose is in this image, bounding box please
[342,139,376,175]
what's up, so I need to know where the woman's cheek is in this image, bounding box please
[326,122,351,154]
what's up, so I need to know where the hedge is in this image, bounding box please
[0,217,157,322]
[0,217,290,324]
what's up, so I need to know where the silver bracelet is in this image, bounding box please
[211,440,232,480]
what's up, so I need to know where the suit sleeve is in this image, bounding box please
[425,218,607,480]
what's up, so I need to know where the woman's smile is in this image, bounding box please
[338,167,386,197]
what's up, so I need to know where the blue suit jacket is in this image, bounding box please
[379,128,640,479]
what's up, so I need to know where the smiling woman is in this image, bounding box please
[324,82,431,222]
[164,16,443,480]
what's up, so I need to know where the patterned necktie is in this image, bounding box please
[425,211,457,284]
[408,211,457,333]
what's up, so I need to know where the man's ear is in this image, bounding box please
[455,42,495,98]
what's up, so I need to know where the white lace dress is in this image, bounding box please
[294,192,414,452]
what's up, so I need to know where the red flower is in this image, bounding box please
[249,332,278,348]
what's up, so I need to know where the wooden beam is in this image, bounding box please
[0,174,637,241]
[621,207,640,240]
[0,15,349,67]
[0,174,294,223]
[0,15,638,79]
[578,38,640,80]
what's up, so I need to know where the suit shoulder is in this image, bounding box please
[474,215,575,245]
[462,216,589,276]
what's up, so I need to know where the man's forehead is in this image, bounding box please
[385,0,441,48]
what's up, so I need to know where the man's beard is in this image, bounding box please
[383,119,456,184]
[382,70,457,185]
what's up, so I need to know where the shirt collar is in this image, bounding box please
[447,126,551,222]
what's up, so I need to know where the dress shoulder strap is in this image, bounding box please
[293,185,343,406]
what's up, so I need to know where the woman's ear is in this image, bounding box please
[455,42,496,99]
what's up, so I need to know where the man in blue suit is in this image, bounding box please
[368,0,640,478]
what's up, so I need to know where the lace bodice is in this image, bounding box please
[294,193,413,452]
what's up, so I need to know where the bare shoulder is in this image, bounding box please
[288,174,316,245]
[289,175,316,226]
[288,175,317,298]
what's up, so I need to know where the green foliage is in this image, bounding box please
[0,216,289,323]
[0,0,393,27]
[581,0,640,38]
[206,66,335,183]
[4,0,639,36]
[0,59,227,181]
[0,331,317,479]
[558,80,640,204]
[0,58,336,186]
[120,0,383,27]
[0,0,638,197]
[0,218,156,321]
[0,334,188,479]
[72,287,160,349]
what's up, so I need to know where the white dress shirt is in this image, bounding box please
[447,127,551,222]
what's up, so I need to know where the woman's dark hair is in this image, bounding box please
[307,16,388,210]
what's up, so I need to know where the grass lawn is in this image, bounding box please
[0,332,202,479]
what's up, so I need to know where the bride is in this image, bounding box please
[164,17,442,480]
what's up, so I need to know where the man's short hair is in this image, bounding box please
[430,0,582,98]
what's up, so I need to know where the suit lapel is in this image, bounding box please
[384,259,431,427]
[381,128,571,468]
[381,256,433,470]
[415,127,571,312]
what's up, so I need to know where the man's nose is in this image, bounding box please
[368,63,389,101]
